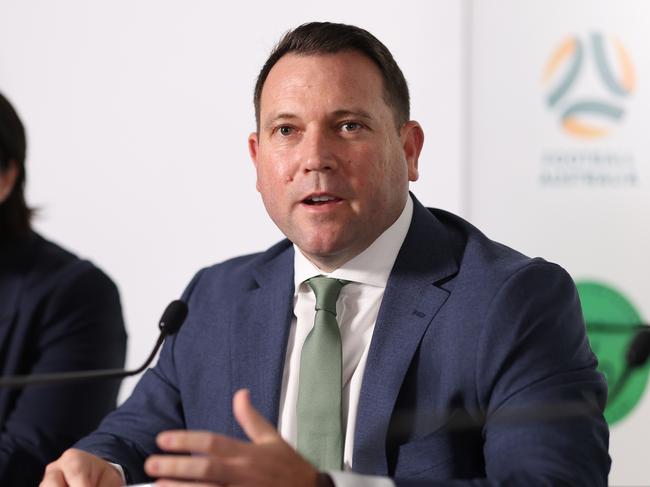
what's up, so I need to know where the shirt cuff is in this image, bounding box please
[109,462,127,485]
[328,471,396,487]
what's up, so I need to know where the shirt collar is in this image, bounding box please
[293,195,414,290]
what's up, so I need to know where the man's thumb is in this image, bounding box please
[233,388,278,442]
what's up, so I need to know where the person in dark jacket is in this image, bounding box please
[0,91,127,486]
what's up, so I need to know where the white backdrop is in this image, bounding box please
[0,1,465,399]
[3,1,643,483]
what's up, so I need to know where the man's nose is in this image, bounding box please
[301,129,337,173]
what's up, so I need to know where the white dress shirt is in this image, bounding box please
[278,196,414,487]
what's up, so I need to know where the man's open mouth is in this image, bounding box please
[302,195,341,206]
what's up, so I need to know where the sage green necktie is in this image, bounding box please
[297,276,348,470]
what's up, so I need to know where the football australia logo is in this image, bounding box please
[543,32,636,138]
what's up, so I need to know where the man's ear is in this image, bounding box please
[248,132,259,165]
[401,121,424,182]
[0,160,19,204]
[248,132,261,192]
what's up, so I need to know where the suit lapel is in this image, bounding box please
[230,242,295,439]
[353,199,459,475]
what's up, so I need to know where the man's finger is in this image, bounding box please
[144,453,231,483]
[156,430,246,456]
[39,469,66,487]
[44,458,93,487]
[233,388,278,443]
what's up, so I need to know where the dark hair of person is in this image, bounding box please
[0,92,31,239]
[253,22,410,131]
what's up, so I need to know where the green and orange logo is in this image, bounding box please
[543,32,636,139]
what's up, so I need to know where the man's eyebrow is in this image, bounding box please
[263,113,299,130]
[331,109,374,121]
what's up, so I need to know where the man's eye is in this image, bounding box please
[278,126,293,136]
[341,122,362,132]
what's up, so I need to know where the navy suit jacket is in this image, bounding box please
[0,232,126,486]
[77,197,609,485]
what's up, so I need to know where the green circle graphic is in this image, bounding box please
[577,281,650,425]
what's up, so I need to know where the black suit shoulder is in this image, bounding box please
[19,234,123,324]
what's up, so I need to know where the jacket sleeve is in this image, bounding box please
[0,261,126,486]
[394,262,610,487]
[74,268,204,484]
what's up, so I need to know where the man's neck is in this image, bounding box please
[293,195,414,285]
[297,196,414,273]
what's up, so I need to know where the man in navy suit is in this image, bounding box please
[42,22,610,487]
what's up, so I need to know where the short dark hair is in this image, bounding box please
[0,92,31,239]
[253,22,410,130]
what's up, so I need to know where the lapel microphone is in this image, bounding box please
[0,300,188,388]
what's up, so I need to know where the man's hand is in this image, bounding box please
[144,388,319,487]
[40,449,124,487]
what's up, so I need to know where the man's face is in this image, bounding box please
[249,50,423,271]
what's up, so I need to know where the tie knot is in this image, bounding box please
[307,276,347,315]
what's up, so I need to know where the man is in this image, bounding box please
[42,22,610,487]
[0,92,127,486]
